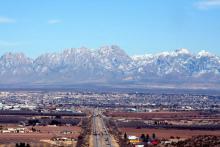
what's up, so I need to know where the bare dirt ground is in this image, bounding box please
[105,111,216,120]
[119,127,220,139]
[0,126,81,146]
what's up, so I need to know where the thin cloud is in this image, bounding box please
[48,19,61,24]
[196,0,220,9]
[0,16,16,24]
[0,40,27,49]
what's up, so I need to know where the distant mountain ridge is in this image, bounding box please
[0,45,220,89]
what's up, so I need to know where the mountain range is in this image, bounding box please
[0,45,220,90]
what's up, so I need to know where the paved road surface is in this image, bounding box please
[90,109,118,147]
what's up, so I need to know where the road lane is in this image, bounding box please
[90,109,118,147]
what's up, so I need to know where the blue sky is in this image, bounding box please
[0,0,220,58]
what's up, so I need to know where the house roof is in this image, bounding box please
[128,136,139,140]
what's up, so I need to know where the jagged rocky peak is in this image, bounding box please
[98,45,127,55]
[0,52,32,64]
[0,46,219,84]
[197,50,213,57]
[131,54,153,61]
[60,47,96,61]
[2,52,26,59]
[175,48,191,55]
[69,47,92,54]
[157,48,191,57]
[97,45,132,63]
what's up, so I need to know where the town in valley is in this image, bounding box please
[0,90,219,147]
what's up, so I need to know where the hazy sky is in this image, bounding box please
[0,0,220,58]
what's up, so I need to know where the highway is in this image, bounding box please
[90,109,118,147]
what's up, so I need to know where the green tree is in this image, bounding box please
[15,142,31,147]
[152,133,156,139]
[124,132,128,140]
[145,134,150,142]
[140,134,146,142]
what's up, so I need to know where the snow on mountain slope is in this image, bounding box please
[132,48,220,79]
[0,46,220,84]
[97,45,133,71]
[0,52,33,76]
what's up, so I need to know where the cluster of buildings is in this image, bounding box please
[0,91,219,113]
[0,127,29,133]
[0,91,80,113]
[127,134,186,147]
[126,134,160,147]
